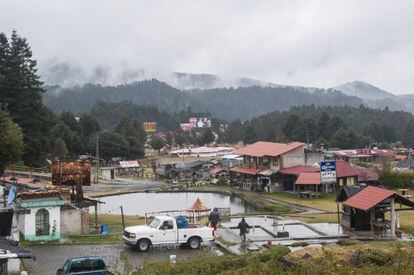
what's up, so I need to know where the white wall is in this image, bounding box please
[23,206,61,240]
[281,146,305,168]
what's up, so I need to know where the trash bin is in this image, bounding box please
[176,216,189,229]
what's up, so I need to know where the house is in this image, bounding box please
[396,157,414,170]
[330,149,395,165]
[229,141,305,191]
[169,146,234,158]
[337,185,414,238]
[277,165,320,192]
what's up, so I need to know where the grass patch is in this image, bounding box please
[283,213,339,223]
[68,214,145,244]
[265,192,338,211]
[290,242,310,247]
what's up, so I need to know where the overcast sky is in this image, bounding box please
[1,0,413,93]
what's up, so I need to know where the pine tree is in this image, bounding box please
[403,119,414,148]
[0,31,51,165]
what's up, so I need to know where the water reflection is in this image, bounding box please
[95,192,254,216]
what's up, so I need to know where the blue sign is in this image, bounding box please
[320,161,336,172]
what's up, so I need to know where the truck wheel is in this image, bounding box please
[188,237,201,250]
[137,239,150,252]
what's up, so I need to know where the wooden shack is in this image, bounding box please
[338,185,414,237]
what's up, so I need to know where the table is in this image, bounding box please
[298,191,311,199]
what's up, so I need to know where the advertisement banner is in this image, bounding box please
[320,161,337,184]
[143,122,157,133]
[180,123,193,132]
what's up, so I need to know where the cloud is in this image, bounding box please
[1,0,413,93]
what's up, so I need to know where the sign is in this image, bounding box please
[196,117,211,128]
[189,117,197,127]
[320,161,336,183]
[119,160,140,168]
[143,122,157,133]
[180,123,193,132]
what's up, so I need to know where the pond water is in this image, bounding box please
[95,192,254,216]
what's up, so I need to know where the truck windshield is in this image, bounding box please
[148,218,161,229]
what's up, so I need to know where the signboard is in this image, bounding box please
[189,117,197,127]
[196,117,211,128]
[320,160,336,184]
[143,122,157,133]
[51,161,91,186]
[180,123,193,132]
[119,160,140,168]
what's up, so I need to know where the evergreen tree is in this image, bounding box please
[52,137,69,160]
[0,31,51,165]
[150,136,165,153]
[403,119,414,148]
[0,109,24,175]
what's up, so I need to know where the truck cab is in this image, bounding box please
[56,257,110,275]
[123,216,214,252]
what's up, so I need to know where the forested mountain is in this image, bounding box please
[334,81,414,113]
[221,105,414,149]
[44,81,363,121]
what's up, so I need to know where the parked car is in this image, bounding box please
[123,215,215,252]
[56,257,111,275]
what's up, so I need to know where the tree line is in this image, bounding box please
[220,105,414,149]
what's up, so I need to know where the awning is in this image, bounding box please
[0,239,34,259]
[295,172,321,185]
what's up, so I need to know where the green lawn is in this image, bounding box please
[264,192,338,211]
[69,214,145,244]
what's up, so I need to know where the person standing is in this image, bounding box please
[209,207,220,231]
[238,217,251,243]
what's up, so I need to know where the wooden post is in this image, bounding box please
[370,208,374,234]
[95,203,98,227]
[391,198,396,237]
[120,206,126,230]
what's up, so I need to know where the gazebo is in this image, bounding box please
[186,198,211,223]
[339,186,414,238]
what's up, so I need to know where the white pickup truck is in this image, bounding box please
[123,216,215,252]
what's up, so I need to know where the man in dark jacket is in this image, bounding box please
[208,207,220,231]
[237,217,251,243]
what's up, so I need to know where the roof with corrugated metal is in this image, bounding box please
[236,141,304,157]
[295,172,321,185]
[344,186,396,211]
[279,165,320,176]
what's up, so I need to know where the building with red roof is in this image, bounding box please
[338,185,414,237]
[230,141,305,191]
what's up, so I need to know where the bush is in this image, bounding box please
[351,248,392,267]
[379,170,414,188]
[290,242,310,247]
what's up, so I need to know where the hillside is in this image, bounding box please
[44,80,363,121]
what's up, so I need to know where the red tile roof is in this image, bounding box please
[279,165,320,176]
[209,167,227,175]
[236,141,304,157]
[187,198,211,212]
[343,186,395,211]
[229,167,258,175]
[335,160,360,178]
[356,167,379,182]
[295,172,321,185]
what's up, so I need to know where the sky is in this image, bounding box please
[1,0,414,93]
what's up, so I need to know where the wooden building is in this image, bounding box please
[338,186,414,238]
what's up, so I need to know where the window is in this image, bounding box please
[148,218,161,229]
[161,220,174,230]
[35,208,50,236]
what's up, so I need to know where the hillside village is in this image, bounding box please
[2,2,414,274]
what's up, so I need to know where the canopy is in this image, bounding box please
[187,198,211,212]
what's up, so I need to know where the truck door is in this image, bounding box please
[158,220,176,243]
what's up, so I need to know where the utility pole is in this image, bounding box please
[120,206,126,230]
[96,134,99,183]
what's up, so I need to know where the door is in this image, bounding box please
[157,220,176,244]
[283,180,294,191]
